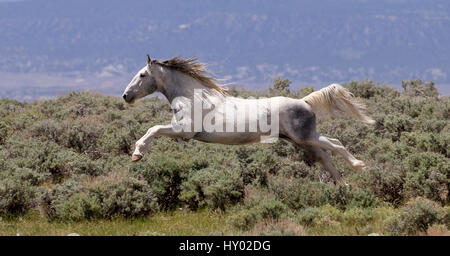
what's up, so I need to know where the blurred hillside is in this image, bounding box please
[0,0,450,101]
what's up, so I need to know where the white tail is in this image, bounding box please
[302,83,375,124]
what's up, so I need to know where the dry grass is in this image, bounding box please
[248,219,307,236]
[421,225,450,236]
[0,209,236,236]
[79,167,129,188]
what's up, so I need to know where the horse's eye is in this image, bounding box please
[140,73,146,78]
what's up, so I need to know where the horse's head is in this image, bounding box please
[122,54,159,103]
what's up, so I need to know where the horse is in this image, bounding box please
[122,54,375,184]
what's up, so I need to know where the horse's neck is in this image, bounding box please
[158,68,224,104]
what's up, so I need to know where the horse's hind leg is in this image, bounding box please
[300,145,344,184]
[306,135,365,170]
[325,137,343,147]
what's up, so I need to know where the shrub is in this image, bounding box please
[269,177,326,210]
[297,206,374,229]
[250,219,306,236]
[347,189,379,208]
[343,80,399,99]
[0,121,9,144]
[299,205,342,229]
[51,192,102,221]
[321,185,356,210]
[385,197,440,235]
[62,120,103,156]
[365,138,408,164]
[91,177,159,218]
[251,199,288,220]
[40,149,105,180]
[277,160,320,181]
[0,178,35,216]
[30,119,65,144]
[98,118,143,155]
[296,207,322,226]
[400,132,449,156]
[39,179,83,220]
[355,166,405,204]
[270,175,379,210]
[235,148,277,186]
[269,139,296,158]
[0,99,26,118]
[0,167,47,186]
[30,117,103,157]
[230,210,257,230]
[378,114,414,141]
[230,199,288,230]
[40,177,159,221]
[401,79,439,98]
[180,166,244,210]
[403,152,449,203]
[269,77,291,96]
[42,92,112,120]
[414,118,447,134]
[130,154,190,209]
[438,206,450,228]
[341,207,374,227]
[344,80,379,99]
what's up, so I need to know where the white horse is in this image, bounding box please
[122,55,375,183]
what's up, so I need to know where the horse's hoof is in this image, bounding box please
[131,154,143,162]
[352,160,366,171]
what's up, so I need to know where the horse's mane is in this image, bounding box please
[152,56,228,95]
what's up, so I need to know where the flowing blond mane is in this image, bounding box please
[152,56,228,95]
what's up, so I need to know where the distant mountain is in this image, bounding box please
[0,0,449,100]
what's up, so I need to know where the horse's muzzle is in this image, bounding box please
[122,93,134,103]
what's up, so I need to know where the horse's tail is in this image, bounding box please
[302,83,375,124]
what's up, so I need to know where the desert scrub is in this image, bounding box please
[230,199,288,231]
[385,197,443,235]
[0,79,448,234]
[98,119,142,155]
[354,166,405,204]
[0,178,36,216]
[235,147,277,186]
[296,205,397,235]
[269,176,378,210]
[0,167,46,187]
[89,176,159,219]
[0,121,9,144]
[401,79,439,98]
[39,179,83,220]
[130,154,191,210]
[40,177,159,221]
[344,80,399,99]
[249,219,307,236]
[438,206,450,228]
[400,132,449,157]
[5,139,105,182]
[403,152,449,203]
[180,165,244,210]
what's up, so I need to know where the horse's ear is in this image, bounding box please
[147,54,151,65]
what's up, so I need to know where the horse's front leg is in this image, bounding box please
[131,124,190,162]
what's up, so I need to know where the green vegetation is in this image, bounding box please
[0,79,448,236]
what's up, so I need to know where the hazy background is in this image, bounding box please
[0,0,449,101]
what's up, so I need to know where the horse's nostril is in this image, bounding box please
[123,94,127,100]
